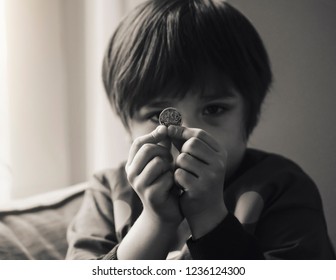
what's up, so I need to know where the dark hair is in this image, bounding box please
[102,0,272,136]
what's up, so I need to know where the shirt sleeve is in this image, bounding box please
[187,207,335,260]
[66,174,119,260]
[187,213,264,260]
[256,207,335,259]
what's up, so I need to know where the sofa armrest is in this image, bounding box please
[0,183,87,260]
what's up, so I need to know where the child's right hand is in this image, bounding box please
[125,125,183,226]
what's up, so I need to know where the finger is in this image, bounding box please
[130,143,172,176]
[150,170,174,194]
[174,168,198,192]
[181,137,214,165]
[158,137,172,150]
[135,156,172,188]
[176,152,206,178]
[127,125,168,167]
[168,126,220,152]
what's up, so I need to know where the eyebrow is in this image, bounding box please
[142,88,238,109]
[143,101,172,108]
[200,91,238,102]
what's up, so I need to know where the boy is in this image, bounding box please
[66,0,335,259]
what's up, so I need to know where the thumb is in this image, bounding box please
[167,125,185,151]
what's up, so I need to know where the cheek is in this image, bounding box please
[129,121,158,141]
[217,133,246,158]
[210,122,246,178]
[210,111,246,149]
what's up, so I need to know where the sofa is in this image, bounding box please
[0,183,86,259]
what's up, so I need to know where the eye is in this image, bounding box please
[203,104,227,116]
[147,111,161,124]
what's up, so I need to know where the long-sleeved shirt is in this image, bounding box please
[66,148,335,259]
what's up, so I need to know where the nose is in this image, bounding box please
[179,110,199,129]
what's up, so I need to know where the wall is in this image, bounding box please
[6,0,70,198]
[4,0,132,198]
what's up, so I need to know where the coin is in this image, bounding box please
[159,107,182,127]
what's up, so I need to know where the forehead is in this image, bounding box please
[144,74,238,106]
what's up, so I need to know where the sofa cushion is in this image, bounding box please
[0,184,86,260]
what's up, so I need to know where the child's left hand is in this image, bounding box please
[168,125,228,239]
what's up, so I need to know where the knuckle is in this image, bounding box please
[174,168,183,180]
[174,168,191,186]
[190,137,200,146]
[138,176,148,190]
[141,143,153,153]
[133,138,143,149]
[126,173,132,184]
[150,130,158,140]
[132,177,144,192]
[154,156,170,173]
[176,152,188,163]
[182,137,197,152]
[152,156,163,165]
[195,129,206,139]
[126,166,137,184]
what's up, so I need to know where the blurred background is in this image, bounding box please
[1,0,335,245]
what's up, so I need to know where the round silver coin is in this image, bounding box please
[159,107,182,127]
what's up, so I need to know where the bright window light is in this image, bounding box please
[0,0,12,203]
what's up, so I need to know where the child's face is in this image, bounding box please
[128,80,247,181]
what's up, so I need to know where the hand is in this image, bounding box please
[168,125,228,238]
[126,125,183,226]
